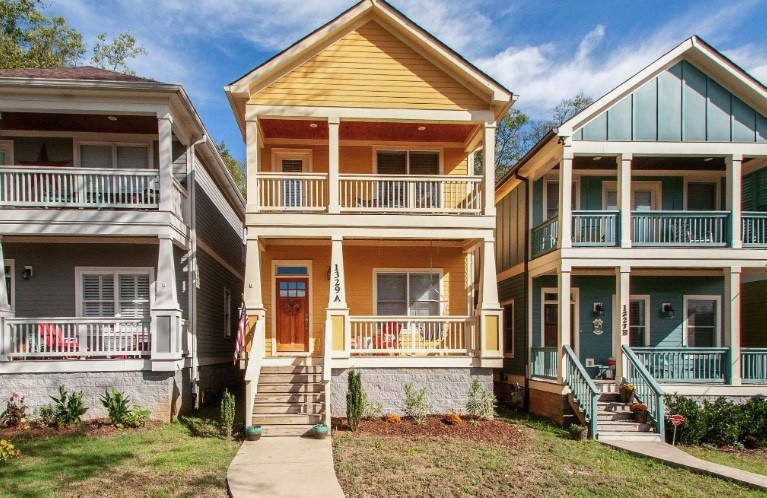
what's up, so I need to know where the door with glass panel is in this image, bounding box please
[629,297,649,347]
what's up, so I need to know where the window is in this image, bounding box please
[376,150,439,175]
[271,149,312,207]
[77,268,152,318]
[223,289,232,337]
[544,180,577,220]
[629,296,650,347]
[0,140,13,165]
[685,297,720,347]
[80,143,150,169]
[376,272,441,316]
[503,301,514,356]
[687,182,717,211]
[541,288,577,349]
[376,150,440,208]
[3,260,13,311]
[603,181,661,211]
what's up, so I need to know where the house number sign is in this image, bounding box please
[333,264,342,303]
[621,305,628,336]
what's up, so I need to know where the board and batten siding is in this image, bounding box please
[499,274,526,376]
[495,183,526,273]
[249,21,488,111]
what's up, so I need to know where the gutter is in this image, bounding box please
[189,134,207,410]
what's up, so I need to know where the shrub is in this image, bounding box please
[220,389,236,440]
[703,397,742,447]
[0,392,28,427]
[36,405,55,427]
[466,379,496,421]
[665,394,707,445]
[445,412,462,425]
[50,385,87,426]
[346,370,364,432]
[403,382,431,425]
[100,388,131,427]
[122,406,150,428]
[384,413,401,424]
[361,391,383,420]
[0,439,20,464]
[741,397,767,447]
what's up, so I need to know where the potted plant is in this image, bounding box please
[619,383,635,403]
[568,423,588,441]
[631,403,648,423]
[313,423,329,439]
[245,425,262,441]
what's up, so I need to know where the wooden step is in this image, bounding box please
[597,401,632,413]
[597,411,635,422]
[598,421,654,432]
[256,383,324,394]
[253,403,325,415]
[259,424,316,437]
[598,392,620,402]
[252,413,324,425]
[255,393,325,404]
[259,373,323,384]
[261,366,322,374]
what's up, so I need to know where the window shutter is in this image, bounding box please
[82,274,115,317]
[742,174,754,211]
[118,274,150,319]
[757,170,767,211]
[281,159,303,173]
[409,152,439,175]
[377,151,407,175]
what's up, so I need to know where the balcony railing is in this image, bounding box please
[3,318,151,360]
[339,175,482,214]
[742,349,767,383]
[632,347,727,383]
[0,166,160,209]
[171,178,190,223]
[349,316,475,356]
[742,212,767,247]
[530,346,558,380]
[572,210,618,246]
[531,217,558,257]
[632,211,728,246]
[255,173,328,211]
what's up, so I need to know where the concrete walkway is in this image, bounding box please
[602,440,767,491]
[227,437,345,498]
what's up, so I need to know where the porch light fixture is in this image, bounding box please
[593,156,602,161]
[417,126,426,131]
[107,116,117,121]
[661,302,674,319]
[592,302,604,317]
[309,123,318,128]
[22,266,33,280]
[703,157,714,162]
[326,266,331,280]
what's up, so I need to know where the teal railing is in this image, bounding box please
[632,211,728,246]
[572,210,619,246]
[632,347,727,383]
[742,213,767,247]
[742,349,767,383]
[563,345,599,438]
[531,216,558,257]
[530,347,558,380]
[623,346,665,436]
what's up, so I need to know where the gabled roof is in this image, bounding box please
[558,36,767,137]
[225,0,513,132]
[0,66,156,83]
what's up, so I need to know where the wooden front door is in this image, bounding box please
[543,303,576,348]
[276,278,309,352]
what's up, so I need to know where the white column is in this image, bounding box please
[246,118,261,209]
[725,266,742,385]
[244,236,265,317]
[0,236,10,313]
[617,154,633,248]
[328,117,340,213]
[483,123,496,216]
[615,266,630,382]
[558,149,573,249]
[157,115,174,212]
[727,154,743,249]
[328,236,347,309]
[327,236,350,358]
[0,236,11,360]
[557,269,571,384]
[151,235,182,365]
[479,237,502,360]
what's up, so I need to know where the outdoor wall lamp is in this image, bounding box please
[661,303,674,319]
[22,266,33,280]
[592,302,604,317]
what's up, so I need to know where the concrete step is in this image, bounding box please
[261,365,322,374]
[259,373,323,384]
[258,424,317,437]
[255,392,325,404]
[253,403,325,415]
[597,411,635,422]
[257,383,324,394]
[598,432,664,443]
[598,421,654,432]
[253,413,324,425]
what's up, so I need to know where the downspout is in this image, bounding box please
[189,134,207,410]
[514,170,531,410]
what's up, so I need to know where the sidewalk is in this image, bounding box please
[227,437,346,498]
[602,440,767,491]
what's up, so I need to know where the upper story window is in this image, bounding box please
[376,150,440,175]
[603,181,661,211]
[544,180,577,220]
[80,142,150,169]
[272,148,312,173]
[4,259,14,311]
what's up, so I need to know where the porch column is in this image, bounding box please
[615,266,631,382]
[468,150,476,176]
[157,114,174,213]
[244,235,266,357]
[725,266,742,385]
[727,154,743,249]
[328,117,340,214]
[479,237,502,360]
[0,237,12,360]
[617,154,632,248]
[483,123,496,217]
[558,149,573,249]
[151,235,183,369]
[557,268,571,384]
[327,235,349,358]
[246,118,261,209]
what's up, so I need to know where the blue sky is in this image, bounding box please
[49,0,767,162]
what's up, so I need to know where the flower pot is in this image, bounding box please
[313,424,329,439]
[633,410,648,424]
[246,425,262,441]
[619,389,635,404]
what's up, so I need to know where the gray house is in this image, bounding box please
[0,67,245,420]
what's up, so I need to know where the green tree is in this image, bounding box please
[91,32,146,75]
[0,0,84,68]
[217,141,246,197]
[494,108,530,178]
[525,92,594,147]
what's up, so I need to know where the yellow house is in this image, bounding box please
[225,0,514,434]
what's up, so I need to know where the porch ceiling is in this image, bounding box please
[573,155,726,171]
[0,112,158,134]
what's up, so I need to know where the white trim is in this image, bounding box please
[74,267,155,318]
[4,259,14,312]
[684,178,721,211]
[540,287,579,354]
[271,148,313,172]
[373,147,444,175]
[247,105,495,124]
[223,288,232,337]
[270,260,313,355]
[0,140,14,165]
[502,298,515,358]
[630,295,651,347]
[0,359,152,374]
[602,181,661,210]
[372,268,445,316]
[683,295,722,347]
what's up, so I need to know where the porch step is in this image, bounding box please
[598,432,664,443]
[594,381,619,393]
[255,393,325,404]
[252,413,324,425]
[261,365,322,374]
[597,411,635,422]
[257,382,324,394]
[260,424,316,437]
[597,401,633,413]
[597,392,621,402]
[598,421,654,432]
[259,373,323,384]
[253,402,325,415]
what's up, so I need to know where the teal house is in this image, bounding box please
[495,37,767,441]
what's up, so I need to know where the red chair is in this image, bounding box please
[39,324,79,353]
[373,321,400,352]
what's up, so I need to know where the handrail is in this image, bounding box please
[742,212,767,247]
[622,345,665,437]
[531,216,559,257]
[323,318,333,426]
[742,348,767,383]
[563,344,599,438]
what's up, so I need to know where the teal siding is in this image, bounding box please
[573,276,614,370]
[532,178,544,226]
[577,60,767,143]
[499,274,526,376]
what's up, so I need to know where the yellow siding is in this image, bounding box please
[262,144,329,173]
[485,315,499,351]
[250,21,488,110]
[331,315,346,351]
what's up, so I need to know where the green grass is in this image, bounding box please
[333,411,767,498]
[0,405,239,498]
[682,446,767,478]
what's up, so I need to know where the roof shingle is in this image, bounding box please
[0,66,157,83]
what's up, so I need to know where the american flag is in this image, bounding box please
[234,303,248,364]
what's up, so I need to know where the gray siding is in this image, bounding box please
[175,246,190,320]
[499,274,526,376]
[195,249,241,357]
[495,182,526,273]
[195,160,244,269]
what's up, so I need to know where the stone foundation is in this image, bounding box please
[529,388,573,426]
[330,367,493,417]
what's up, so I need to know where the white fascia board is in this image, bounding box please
[560,247,767,268]
[570,141,767,156]
[247,104,494,123]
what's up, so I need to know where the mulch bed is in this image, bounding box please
[0,419,162,439]
[331,415,524,447]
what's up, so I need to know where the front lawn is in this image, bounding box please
[0,406,238,498]
[682,446,767,478]
[333,411,766,497]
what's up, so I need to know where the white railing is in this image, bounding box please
[339,175,482,214]
[349,316,475,355]
[256,173,327,211]
[0,166,160,209]
[244,320,264,426]
[5,318,150,360]
[171,178,190,222]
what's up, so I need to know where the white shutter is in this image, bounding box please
[118,274,150,318]
[82,274,115,317]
